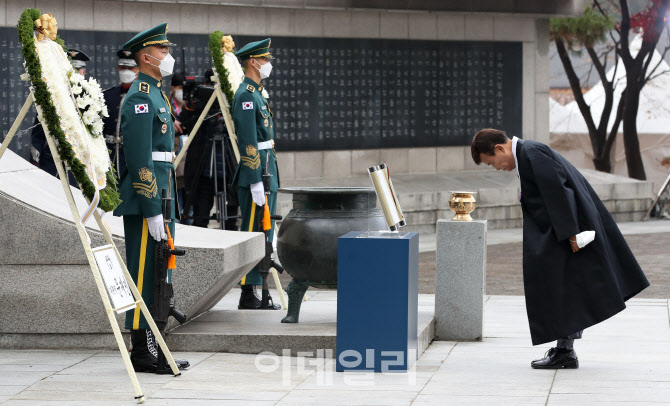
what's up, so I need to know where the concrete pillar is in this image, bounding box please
[435,219,487,341]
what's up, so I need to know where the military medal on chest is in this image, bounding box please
[264,118,269,127]
[161,123,168,134]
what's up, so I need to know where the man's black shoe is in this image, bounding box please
[238,285,281,310]
[531,347,579,369]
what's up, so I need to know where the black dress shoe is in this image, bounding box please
[531,347,579,369]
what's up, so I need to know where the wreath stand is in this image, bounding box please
[0,89,182,404]
[174,75,288,308]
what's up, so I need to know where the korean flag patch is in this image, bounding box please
[135,104,149,114]
[242,101,254,110]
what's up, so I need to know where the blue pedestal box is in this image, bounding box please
[336,231,419,372]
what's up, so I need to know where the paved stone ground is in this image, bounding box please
[1,295,668,405]
[416,231,670,298]
[1,221,667,404]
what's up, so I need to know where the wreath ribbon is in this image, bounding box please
[34,13,58,41]
[38,37,103,227]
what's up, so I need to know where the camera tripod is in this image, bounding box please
[183,113,240,230]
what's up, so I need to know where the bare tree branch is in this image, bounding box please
[644,26,670,84]
[644,51,668,83]
[619,0,633,63]
[611,51,621,90]
[595,0,621,37]
[586,46,616,136]
[604,88,625,155]
[584,61,597,86]
[587,46,610,85]
[555,38,599,153]
[599,43,616,71]
[638,0,669,73]
[646,68,670,82]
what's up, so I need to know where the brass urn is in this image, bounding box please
[448,191,477,221]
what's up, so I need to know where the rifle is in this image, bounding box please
[152,182,188,374]
[255,150,284,309]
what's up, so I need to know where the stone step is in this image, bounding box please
[0,290,437,359]
[0,149,265,335]
[277,168,654,231]
[167,290,436,358]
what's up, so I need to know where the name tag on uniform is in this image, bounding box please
[159,107,166,113]
[261,105,267,110]
[242,101,253,110]
[135,104,149,114]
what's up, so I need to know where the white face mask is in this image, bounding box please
[254,59,273,79]
[174,89,183,103]
[146,53,175,77]
[119,69,137,84]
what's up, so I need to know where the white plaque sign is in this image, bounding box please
[92,245,136,314]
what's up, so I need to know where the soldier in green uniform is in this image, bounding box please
[233,39,281,310]
[112,23,185,372]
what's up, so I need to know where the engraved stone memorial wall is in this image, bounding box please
[0,28,522,158]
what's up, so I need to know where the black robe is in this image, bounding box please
[516,139,649,345]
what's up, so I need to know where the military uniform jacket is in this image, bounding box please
[102,84,130,174]
[113,72,178,219]
[102,84,126,140]
[231,77,279,192]
[516,140,648,345]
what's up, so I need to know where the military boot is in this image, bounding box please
[146,329,190,372]
[238,285,280,310]
[130,329,157,373]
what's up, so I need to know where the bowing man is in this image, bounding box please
[470,128,649,369]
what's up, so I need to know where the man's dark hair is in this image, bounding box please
[171,71,185,87]
[132,50,142,67]
[470,128,510,164]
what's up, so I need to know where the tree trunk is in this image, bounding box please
[593,88,626,174]
[622,77,647,180]
[591,126,612,172]
[593,152,612,173]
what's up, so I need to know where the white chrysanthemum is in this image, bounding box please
[89,101,100,114]
[92,120,104,135]
[222,52,245,94]
[76,96,88,109]
[36,39,111,186]
[83,109,97,125]
[70,72,83,84]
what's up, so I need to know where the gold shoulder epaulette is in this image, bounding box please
[246,84,255,93]
[139,82,150,94]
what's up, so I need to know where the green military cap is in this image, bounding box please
[235,38,273,60]
[122,23,176,54]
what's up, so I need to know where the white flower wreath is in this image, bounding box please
[35,38,111,189]
[70,72,109,139]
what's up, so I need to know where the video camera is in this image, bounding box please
[183,75,216,112]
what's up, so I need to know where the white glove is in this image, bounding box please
[575,230,596,248]
[250,181,266,206]
[147,214,167,241]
